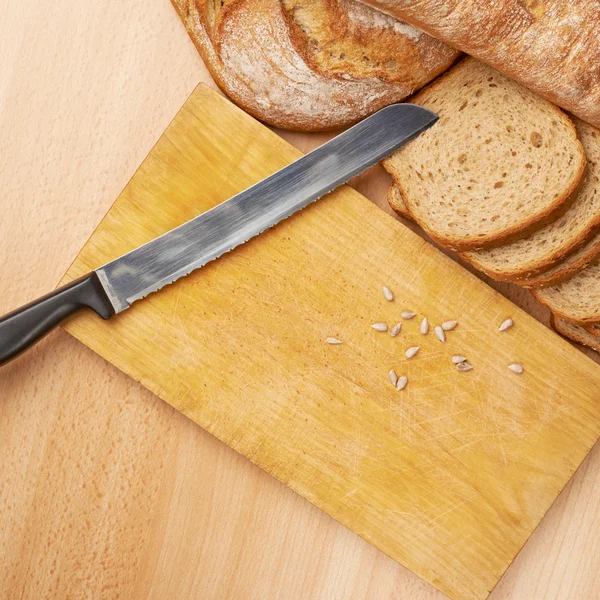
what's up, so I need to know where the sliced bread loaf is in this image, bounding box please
[534,256,600,325]
[552,316,600,353]
[461,119,600,281]
[383,58,586,250]
[388,175,600,289]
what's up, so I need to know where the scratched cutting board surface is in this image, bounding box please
[61,85,600,600]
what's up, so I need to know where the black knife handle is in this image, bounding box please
[0,273,115,366]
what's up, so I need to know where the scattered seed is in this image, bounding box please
[390,323,402,337]
[452,355,467,364]
[401,311,416,319]
[382,286,394,302]
[434,326,446,343]
[508,363,524,374]
[372,322,388,332]
[456,362,473,372]
[499,318,514,332]
[388,369,398,387]
[405,346,420,359]
[442,320,458,331]
[420,317,429,335]
[396,376,408,391]
[326,337,342,345]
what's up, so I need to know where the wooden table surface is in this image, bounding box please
[1,1,599,598]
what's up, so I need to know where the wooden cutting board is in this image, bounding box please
[61,84,600,600]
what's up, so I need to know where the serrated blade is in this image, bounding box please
[95,104,438,313]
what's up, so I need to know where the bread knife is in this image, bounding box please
[0,104,437,365]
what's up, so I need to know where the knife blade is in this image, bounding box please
[0,103,437,365]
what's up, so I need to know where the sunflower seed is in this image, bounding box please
[508,363,524,374]
[401,311,416,320]
[456,362,473,372]
[499,318,514,332]
[382,286,394,302]
[326,337,342,345]
[434,326,446,343]
[405,346,420,359]
[396,376,408,391]
[388,370,398,387]
[452,355,467,364]
[420,317,429,335]
[390,323,402,337]
[372,322,388,332]
[442,320,458,331]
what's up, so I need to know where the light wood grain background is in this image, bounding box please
[0,1,599,598]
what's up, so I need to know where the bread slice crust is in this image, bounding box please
[551,316,600,353]
[515,231,600,288]
[387,181,413,220]
[388,176,600,290]
[584,323,600,340]
[461,119,600,280]
[384,58,586,251]
[534,256,600,325]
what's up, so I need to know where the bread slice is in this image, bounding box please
[551,316,600,353]
[383,58,586,250]
[533,256,600,325]
[515,230,600,288]
[460,119,600,280]
[170,0,459,131]
[585,323,600,340]
[388,173,600,289]
[388,181,413,221]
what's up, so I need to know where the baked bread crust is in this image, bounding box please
[533,256,600,325]
[387,181,413,221]
[383,59,586,251]
[551,316,600,352]
[463,120,600,281]
[584,323,600,340]
[514,234,600,288]
[361,0,600,128]
[388,177,600,289]
[170,0,459,131]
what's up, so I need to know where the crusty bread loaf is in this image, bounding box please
[551,316,600,353]
[461,119,600,281]
[585,323,600,340]
[383,59,586,251]
[515,232,600,288]
[360,0,600,129]
[534,257,600,325]
[171,0,458,131]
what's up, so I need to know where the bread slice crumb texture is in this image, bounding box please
[534,256,600,325]
[388,175,600,289]
[515,227,600,288]
[461,118,600,280]
[384,58,586,250]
